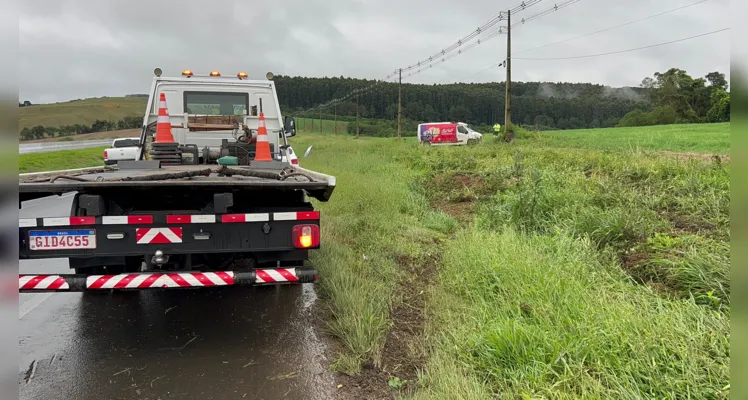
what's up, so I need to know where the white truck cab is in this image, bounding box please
[417,121,482,146]
[137,69,297,165]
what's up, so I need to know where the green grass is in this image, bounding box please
[18,124,730,398]
[19,147,106,173]
[20,97,146,131]
[296,117,349,134]
[410,142,729,399]
[527,123,730,154]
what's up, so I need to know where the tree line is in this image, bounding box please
[275,67,728,133]
[20,116,142,141]
[616,68,729,127]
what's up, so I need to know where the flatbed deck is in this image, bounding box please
[19,162,336,202]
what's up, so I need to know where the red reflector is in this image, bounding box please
[296,211,319,220]
[166,215,190,224]
[70,217,95,225]
[221,214,246,223]
[291,159,299,165]
[128,215,153,224]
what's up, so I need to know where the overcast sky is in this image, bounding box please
[18,0,730,104]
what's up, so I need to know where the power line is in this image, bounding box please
[302,0,584,111]
[510,0,583,28]
[514,27,729,60]
[399,0,543,75]
[402,0,582,81]
[439,0,712,84]
[514,0,711,55]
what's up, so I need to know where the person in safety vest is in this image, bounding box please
[493,123,501,136]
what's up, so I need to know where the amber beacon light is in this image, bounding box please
[237,72,248,79]
[209,71,221,76]
[181,69,193,77]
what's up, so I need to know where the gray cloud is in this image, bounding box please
[19,0,731,103]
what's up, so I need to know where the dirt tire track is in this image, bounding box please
[329,245,443,399]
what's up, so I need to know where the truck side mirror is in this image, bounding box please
[284,116,296,137]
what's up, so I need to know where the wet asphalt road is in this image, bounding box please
[19,194,335,400]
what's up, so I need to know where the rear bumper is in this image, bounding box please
[19,211,320,259]
[19,267,317,293]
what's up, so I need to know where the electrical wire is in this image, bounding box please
[399,0,543,75]
[302,0,585,110]
[402,0,582,81]
[513,27,729,60]
[438,0,712,84]
[513,0,711,55]
[510,0,583,28]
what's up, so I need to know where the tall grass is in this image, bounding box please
[291,133,451,373]
[416,230,729,399]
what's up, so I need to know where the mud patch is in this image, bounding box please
[660,211,718,238]
[328,250,442,399]
[618,246,682,300]
[424,172,503,224]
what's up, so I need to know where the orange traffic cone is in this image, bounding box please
[254,112,272,162]
[155,93,175,143]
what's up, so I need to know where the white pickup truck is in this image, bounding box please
[103,137,140,165]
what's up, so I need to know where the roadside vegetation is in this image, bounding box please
[19,122,730,398]
[295,122,730,399]
[526,122,729,154]
[19,147,107,173]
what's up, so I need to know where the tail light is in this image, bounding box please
[292,224,320,249]
[291,158,299,166]
[103,150,108,160]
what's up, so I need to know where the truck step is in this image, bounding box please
[18,267,317,293]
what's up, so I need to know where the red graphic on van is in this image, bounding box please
[419,123,457,143]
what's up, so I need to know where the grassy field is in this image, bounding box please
[19,147,106,173]
[24,129,141,143]
[529,123,730,154]
[17,124,730,398]
[19,97,146,131]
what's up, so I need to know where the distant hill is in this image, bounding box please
[19,96,146,131]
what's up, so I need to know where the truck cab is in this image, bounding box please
[137,69,296,165]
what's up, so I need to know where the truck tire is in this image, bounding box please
[467,139,478,146]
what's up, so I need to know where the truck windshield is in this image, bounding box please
[184,92,249,116]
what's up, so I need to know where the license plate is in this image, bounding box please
[28,229,97,251]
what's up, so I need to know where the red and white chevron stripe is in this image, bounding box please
[136,228,183,244]
[255,268,299,283]
[19,275,69,290]
[86,272,235,289]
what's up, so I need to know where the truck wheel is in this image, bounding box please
[467,139,478,146]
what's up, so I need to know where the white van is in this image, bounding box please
[417,122,482,146]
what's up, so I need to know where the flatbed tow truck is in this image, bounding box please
[19,69,336,293]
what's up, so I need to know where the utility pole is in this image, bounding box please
[356,92,360,137]
[504,9,513,142]
[397,68,402,139]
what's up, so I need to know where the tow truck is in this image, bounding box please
[18,69,335,293]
